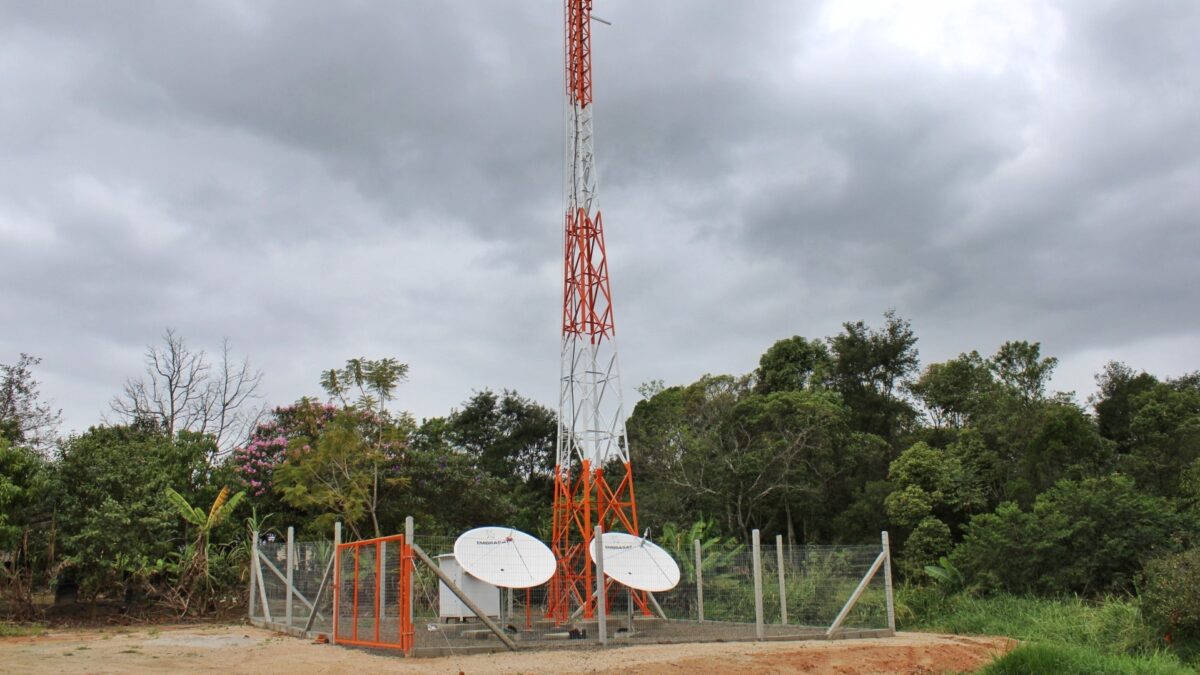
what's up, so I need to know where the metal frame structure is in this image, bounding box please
[549,0,647,623]
[332,533,414,654]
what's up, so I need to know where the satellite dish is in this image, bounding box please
[453,526,556,589]
[588,532,681,592]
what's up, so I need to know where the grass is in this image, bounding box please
[982,642,1193,675]
[0,622,47,637]
[898,589,1196,674]
[901,591,1158,654]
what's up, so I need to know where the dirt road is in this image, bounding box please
[0,623,1012,674]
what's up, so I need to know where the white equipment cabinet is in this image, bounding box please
[436,553,500,621]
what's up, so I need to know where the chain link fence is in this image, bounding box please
[248,530,335,636]
[250,524,894,656]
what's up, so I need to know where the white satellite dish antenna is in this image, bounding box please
[588,532,681,592]
[453,526,557,589]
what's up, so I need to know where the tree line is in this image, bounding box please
[630,314,1198,598]
[2,316,1199,638]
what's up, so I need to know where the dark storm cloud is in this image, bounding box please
[1,0,1198,435]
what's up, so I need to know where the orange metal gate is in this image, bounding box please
[333,534,414,654]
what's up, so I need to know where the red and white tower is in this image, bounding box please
[547,0,646,622]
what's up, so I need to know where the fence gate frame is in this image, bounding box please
[332,533,415,655]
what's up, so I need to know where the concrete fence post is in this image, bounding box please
[694,538,704,623]
[882,531,896,634]
[331,522,342,645]
[776,533,787,625]
[248,530,258,620]
[594,525,607,646]
[285,526,295,627]
[752,529,764,640]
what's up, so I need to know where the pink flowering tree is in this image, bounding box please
[232,359,417,537]
[231,398,339,498]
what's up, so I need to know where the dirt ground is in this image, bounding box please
[0,623,1014,674]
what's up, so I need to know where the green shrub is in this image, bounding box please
[1141,548,1200,643]
[982,642,1190,675]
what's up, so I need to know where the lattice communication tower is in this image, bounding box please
[547,0,649,622]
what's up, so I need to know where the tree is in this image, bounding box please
[56,422,212,601]
[1092,361,1159,451]
[0,353,62,455]
[926,342,1104,507]
[884,440,985,576]
[629,371,864,541]
[272,410,412,539]
[729,388,854,542]
[400,390,556,534]
[910,351,994,429]
[1020,399,1114,492]
[885,441,984,529]
[321,357,409,414]
[231,398,340,500]
[1121,375,1200,497]
[109,330,264,460]
[404,423,520,535]
[0,437,52,617]
[444,390,556,481]
[951,474,1183,595]
[242,361,415,538]
[625,374,751,534]
[755,336,829,395]
[825,310,919,444]
[989,340,1058,402]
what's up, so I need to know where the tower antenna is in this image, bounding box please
[548,0,650,622]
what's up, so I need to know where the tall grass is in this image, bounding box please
[982,643,1193,675]
[901,591,1157,655]
[898,589,1195,673]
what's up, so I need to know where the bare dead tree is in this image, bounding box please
[109,329,265,461]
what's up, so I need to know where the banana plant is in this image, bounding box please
[660,519,746,583]
[165,486,245,614]
[167,486,246,545]
[923,556,967,595]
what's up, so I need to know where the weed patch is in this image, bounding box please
[983,642,1190,675]
[0,622,47,638]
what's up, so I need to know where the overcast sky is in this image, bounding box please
[2,0,1198,437]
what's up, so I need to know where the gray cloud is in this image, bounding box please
[1,0,1198,436]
